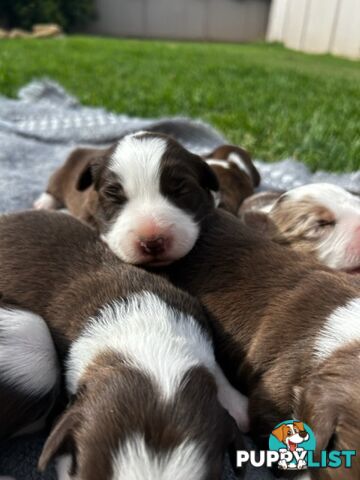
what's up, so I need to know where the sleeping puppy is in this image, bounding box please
[240,183,360,273]
[204,145,260,215]
[34,131,219,266]
[164,209,360,479]
[0,210,248,480]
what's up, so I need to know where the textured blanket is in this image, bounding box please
[0,80,358,480]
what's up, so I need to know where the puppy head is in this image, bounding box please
[241,184,360,273]
[205,145,260,214]
[77,132,218,266]
[271,422,309,451]
[39,363,241,480]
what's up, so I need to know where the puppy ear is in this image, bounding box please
[239,191,284,216]
[197,157,220,192]
[76,147,112,192]
[77,158,106,192]
[77,164,94,191]
[240,211,277,236]
[38,406,81,472]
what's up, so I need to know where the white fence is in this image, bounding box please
[267,0,360,59]
[88,0,270,42]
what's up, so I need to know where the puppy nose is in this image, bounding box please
[139,237,166,255]
[299,431,308,438]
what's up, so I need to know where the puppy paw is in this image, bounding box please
[33,192,59,210]
[214,364,249,432]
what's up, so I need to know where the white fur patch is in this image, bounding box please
[213,364,249,432]
[228,152,252,178]
[206,159,230,169]
[112,434,205,480]
[314,298,360,360]
[102,134,199,264]
[55,455,72,480]
[66,292,249,430]
[33,192,60,210]
[66,292,216,397]
[0,308,59,396]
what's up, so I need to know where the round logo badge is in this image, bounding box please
[269,420,316,470]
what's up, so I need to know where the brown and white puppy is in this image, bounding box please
[34,131,219,266]
[204,145,260,215]
[164,210,360,479]
[240,184,360,273]
[0,211,248,480]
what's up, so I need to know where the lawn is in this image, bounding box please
[0,36,359,172]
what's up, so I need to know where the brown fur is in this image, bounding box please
[294,342,360,479]
[162,210,360,478]
[204,145,260,215]
[0,210,239,478]
[46,147,112,228]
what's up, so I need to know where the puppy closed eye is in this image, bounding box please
[317,219,336,229]
[168,179,193,197]
[303,218,336,238]
[103,185,126,204]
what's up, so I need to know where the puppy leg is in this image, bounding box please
[0,307,60,439]
[213,364,249,432]
[55,455,72,480]
[33,192,61,210]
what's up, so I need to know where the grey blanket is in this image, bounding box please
[0,80,359,480]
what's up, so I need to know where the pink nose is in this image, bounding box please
[139,237,166,256]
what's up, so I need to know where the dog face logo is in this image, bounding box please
[269,420,315,471]
[272,421,309,452]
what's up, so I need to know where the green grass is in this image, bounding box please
[0,36,359,171]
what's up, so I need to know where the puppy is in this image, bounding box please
[204,144,260,214]
[0,210,248,479]
[240,183,360,273]
[165,209,360,479]
[0,308,60,440]
[34,131,219,266]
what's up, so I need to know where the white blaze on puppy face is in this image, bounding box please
[272,184,360,271]
[101,134,199,265]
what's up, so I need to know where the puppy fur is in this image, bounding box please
[0,308,60,439]
[163,209,360,479]
[34,132,219,266]
[240,184,360,273]
[204,144,260,215]
[0,210,247,480]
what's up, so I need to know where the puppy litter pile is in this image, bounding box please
[0,80,358,480]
